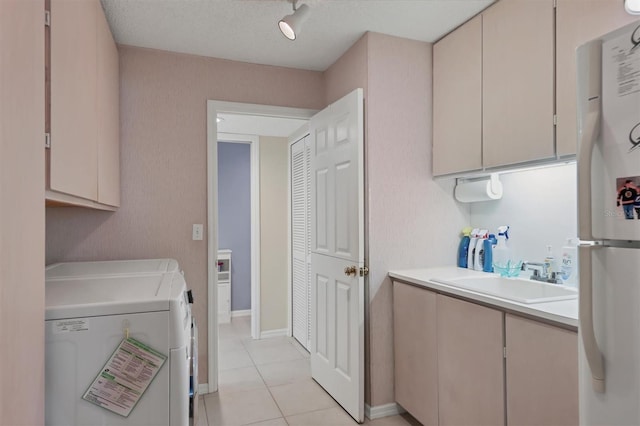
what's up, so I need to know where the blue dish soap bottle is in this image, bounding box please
[457,227,473,268]
[483,234,497,272]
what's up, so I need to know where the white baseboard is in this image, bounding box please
[259,328,288,339]
[231,309,251,318]
[197,383,210,395]
[365,402,405,420]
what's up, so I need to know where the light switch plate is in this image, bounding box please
[192,224,204,241]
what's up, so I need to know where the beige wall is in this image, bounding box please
[324,35,369,106]
[258,136,290,332]
[45,46,324,383]
[0,0,45,423]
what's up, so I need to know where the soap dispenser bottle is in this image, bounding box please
[544,245,558,277]
[560,238,579,287]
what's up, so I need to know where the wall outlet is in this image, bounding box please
[192,224,204,241]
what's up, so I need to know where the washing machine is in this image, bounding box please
[45,258,180,278]
[45,260,195,426]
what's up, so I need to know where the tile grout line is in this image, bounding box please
[199,395,209,426]
[227,320,290,425]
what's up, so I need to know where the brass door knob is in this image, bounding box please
[344,266,357,277]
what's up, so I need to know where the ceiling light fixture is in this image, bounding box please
[625,0,640,14]
[278,0,310,41]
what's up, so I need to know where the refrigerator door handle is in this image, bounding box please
[576,41,601,242]
[579,244,605,392]
[577,105,600,241]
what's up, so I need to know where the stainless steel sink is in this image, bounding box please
[431,275,578,304]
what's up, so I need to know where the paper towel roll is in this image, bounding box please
[454,177,503,203]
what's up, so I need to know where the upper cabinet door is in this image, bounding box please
[96,6,120,207]
[50,0,98,200]
[482,0,555,168]
[433,15,483,176]
[556,0,639,157]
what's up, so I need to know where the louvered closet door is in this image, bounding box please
[291,136,311,350]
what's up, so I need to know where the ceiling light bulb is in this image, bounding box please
[626,0,640,14]
[278,3,310,41]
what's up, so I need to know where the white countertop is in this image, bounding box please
[388,266,578,330]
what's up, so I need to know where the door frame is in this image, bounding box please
[206,100,316,393]
[217,133,260,332]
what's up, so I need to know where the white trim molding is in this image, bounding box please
[218,132,261,342]
[231,309,251,318]
[198,383,210,395]
[206,103,219,394]
[365,403,405,420]
[259,328,288,339]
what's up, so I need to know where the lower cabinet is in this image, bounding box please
[392,281,578,426]
[393,282,438,425]
[437,295,505,426]
[505,314,579,426]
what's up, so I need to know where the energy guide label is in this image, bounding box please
[53,319,89,333]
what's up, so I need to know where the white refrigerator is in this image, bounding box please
[577,19,640,425]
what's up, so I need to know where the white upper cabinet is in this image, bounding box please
[433,15,483,176]
[49,0,99,201]
[433,0,634,175]
[48,0,120,209]
[96,5,120,207]
[482,0,555,168]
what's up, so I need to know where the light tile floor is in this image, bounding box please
[197,317,420,426]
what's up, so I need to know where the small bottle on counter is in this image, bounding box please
[493,226,513,276]
[483,234,497,273]
[560,238,579,287]
[467,228,481,269]
[473,230,488,271]
[457,227,473,268]
[544,245,558,276]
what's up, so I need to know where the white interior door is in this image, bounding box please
[309,88,364,422]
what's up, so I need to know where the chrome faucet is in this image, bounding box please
[521,261,562,284]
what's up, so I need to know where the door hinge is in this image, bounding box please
[503,347,507,358]
[45,133,51,149]
[45,10,51,27]
[553,114,557,126]
[359,266,369,277]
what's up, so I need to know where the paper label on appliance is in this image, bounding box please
[608,24,640,98]
[82,338,167,417]
[53,319,89,333]
[603,25,640,155]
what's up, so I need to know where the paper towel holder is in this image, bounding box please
[454,173,503,203]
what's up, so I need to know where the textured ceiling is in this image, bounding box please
[101,0,494,71]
